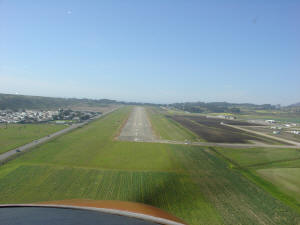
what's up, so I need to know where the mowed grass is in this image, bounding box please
[214,146,300,214]
[0,164,221,225]
[0,124,65,154]
[173,147,300,224]
[9,110,180,172]
[216,147,300,167]
[0,107,299,224]
[147,107,199,141]
[256,168,300,203]
[263,158,300,168]
[0,107,221,225]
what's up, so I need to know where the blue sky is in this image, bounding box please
[0,0,299,105]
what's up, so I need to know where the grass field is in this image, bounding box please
[0,107,221,225]
[0,107,299,224]
[215,146,300,214]
[147,107,199,141]
[216,147,300,167]
[0,124,66,154]
[174,147,300,224]
[262,158,300,168]
[256,168,300,203]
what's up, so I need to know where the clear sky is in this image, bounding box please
[0,0,299,105]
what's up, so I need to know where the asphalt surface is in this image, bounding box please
[0,107,119,163]
[118,107,156,142]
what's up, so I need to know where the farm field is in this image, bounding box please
[215,146,300,213]
[169,115,283,144]
[216,147,300,167]
[0,107,299,224]
[256,168,300,203]
[173,147,300,224]
[0,124,65,154]
[147,107,199,141]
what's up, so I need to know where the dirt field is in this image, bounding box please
[169,115,278,143]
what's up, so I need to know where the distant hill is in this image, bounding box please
[2,93,291,113]
[0,93,117,111]
[289,102,300,107]
[285,102,300,113]
[168,101,277,113]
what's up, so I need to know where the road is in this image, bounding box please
[0,107,120,163]
[222,123,300,147]
[139,139,300,149]
[118,107,156,142]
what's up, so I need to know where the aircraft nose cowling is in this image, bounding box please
[0,199,188,225]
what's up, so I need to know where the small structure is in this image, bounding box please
[265,120,275,124]
[55,120,66,124]
[270,126,282,130]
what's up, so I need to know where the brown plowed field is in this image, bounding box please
[169,115,267,143]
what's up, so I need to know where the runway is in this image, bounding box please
[118,107,156,142]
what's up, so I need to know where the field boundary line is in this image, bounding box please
[166,116,200,141]
[208,147,244,170]
[246,156,300,168]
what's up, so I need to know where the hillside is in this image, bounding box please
[290,102,300,107]
[168,101,277,113]
[0,93,117,110]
